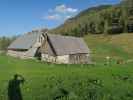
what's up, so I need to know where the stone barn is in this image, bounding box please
[7,30,45,59]
[40,34,90,64]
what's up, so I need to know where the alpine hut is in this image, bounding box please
[40,34,90,64]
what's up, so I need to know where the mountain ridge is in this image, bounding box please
[51,0,133,36]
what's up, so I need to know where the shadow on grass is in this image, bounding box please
[8,74,25,100]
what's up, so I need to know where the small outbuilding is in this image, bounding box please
[40,34,90,64]
[7,30,45,59]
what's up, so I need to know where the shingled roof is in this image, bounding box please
[8,32,41,50]
[42,34,90,56]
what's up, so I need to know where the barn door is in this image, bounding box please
[34,47,41,60]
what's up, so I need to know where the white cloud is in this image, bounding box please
[55,4,78,13]
[43,4,78,21]
[44,14,72,21]
[67,8,78,13]
[66,15,71,19]
[44,14,60,20]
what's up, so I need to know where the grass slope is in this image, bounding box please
[0,54,133,100]
[84,33,133,63]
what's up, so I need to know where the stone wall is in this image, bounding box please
[69,54,90,64]
[56,55,69,64]
[7,47,39,59]
[41,54,69,64]
[41,53,90,64]
[42,54,56,63]
[7,50,30,59]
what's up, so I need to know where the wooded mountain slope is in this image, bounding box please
[51,0,133,36]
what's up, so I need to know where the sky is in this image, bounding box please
[0,0,121,37]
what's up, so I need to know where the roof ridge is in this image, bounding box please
[47,33,83,39]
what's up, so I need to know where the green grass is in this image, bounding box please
[84,33,133,63]
[0,54,133,100]
[0,33,133,100]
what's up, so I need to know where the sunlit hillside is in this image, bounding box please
[84,33,133,63]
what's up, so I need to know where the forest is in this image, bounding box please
[51,0,133,37]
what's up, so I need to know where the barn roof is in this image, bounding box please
[45,34,90,56]
[8,32,41,50]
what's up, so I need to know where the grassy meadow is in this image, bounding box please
[0,33,133,100]
[0,53,133,100]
